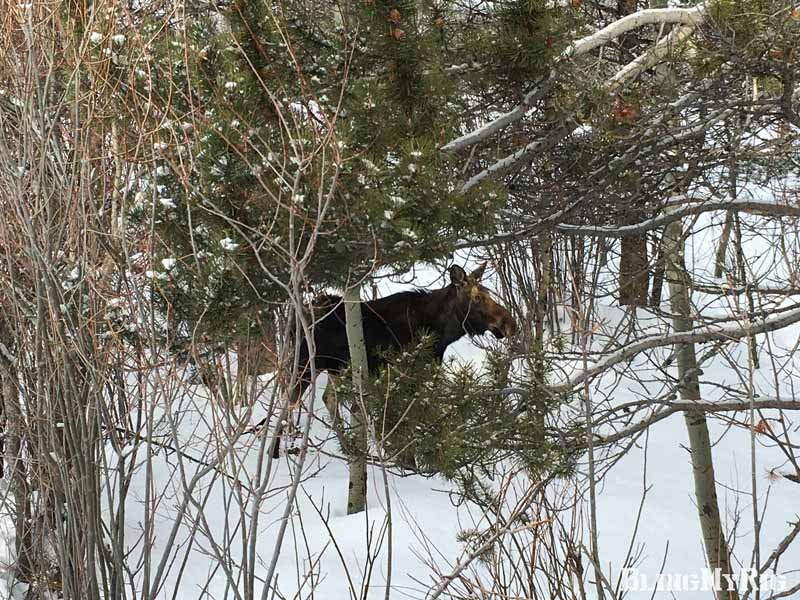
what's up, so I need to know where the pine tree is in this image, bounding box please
[122,1,548,347]
[113,0,574,512]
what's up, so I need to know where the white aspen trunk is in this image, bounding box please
[663,218,739,600]
[343,285,368,515]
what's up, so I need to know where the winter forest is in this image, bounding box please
[0,0,799,599]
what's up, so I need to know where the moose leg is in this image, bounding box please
[271,378,308,459]
[322,376,349,451]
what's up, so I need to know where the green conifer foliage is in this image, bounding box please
[332,336,573,479]
[472,0,570,84]
[121,2,524,344]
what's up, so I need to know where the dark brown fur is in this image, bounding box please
[272,264,517,457]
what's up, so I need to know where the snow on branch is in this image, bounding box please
[458,17,707,190]
[550,303,800,394]
[442,4,708,153]
[461,123,576,192]
[457,194,800,247]
[569,6,706,59]
[441,71,556,153]
[607,22,697,91]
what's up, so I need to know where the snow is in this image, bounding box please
[161,257,176,270]
[220,237,239,251]
[582,310,800,598]
[1,235,799,598]
[145,270,167,280]
[0,324,787,599]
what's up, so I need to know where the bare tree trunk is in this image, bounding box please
[649,232,665,306]
[533,233,552,357]
[617,0,649,308]
[663,218,739,600]
[0,325,35,584]
[532,233,552,443]
[343,285,368,515]
[714,211,734,278]
[619,234,649,306]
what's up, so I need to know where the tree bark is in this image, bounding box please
[714,211,734,278]
[532,233,552,444]
[663,218,738,600]
[343,286,368,515]
[617,0,649,308]
[619,234,649,306]
[649,232,665,306]
[0,325,35,583]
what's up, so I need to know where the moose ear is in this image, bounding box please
[449,265,467,286]
[470,262,487,281]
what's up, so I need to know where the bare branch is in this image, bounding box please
[551,305,800,393]
[443,4,707,153]
[596,398,800,446]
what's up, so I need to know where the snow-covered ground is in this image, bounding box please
[1,237,799,599]
[3,322,796,599]
[588,311,800,599]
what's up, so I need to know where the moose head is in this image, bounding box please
[447,263,517,339]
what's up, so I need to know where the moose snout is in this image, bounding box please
[504,318,517,338]
[502,317,517,338]
[490,316,517,339]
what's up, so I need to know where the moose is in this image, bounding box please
[269,263,518,457]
